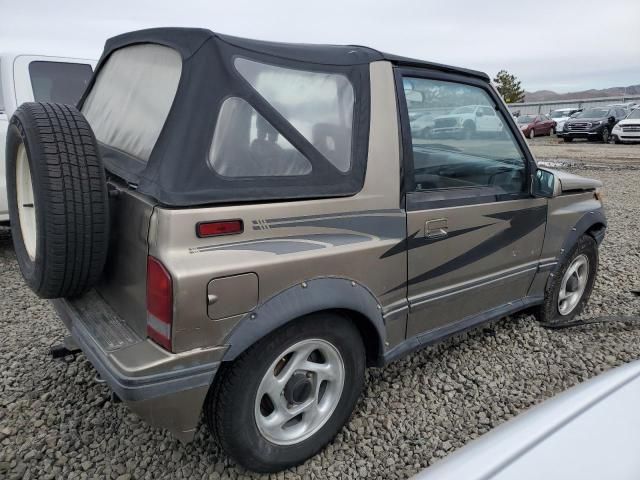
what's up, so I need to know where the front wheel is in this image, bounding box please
[536,234,598,325]
[601,127,610,143]
[206,313,365,472]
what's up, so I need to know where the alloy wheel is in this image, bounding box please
[254,338,345,445]
[558,254,589,316]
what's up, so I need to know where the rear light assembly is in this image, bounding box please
[146,256,173,351]
[196,219,243,238]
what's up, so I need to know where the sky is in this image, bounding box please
[1,0,639,93]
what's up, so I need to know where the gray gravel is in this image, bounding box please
[1,165,639,479]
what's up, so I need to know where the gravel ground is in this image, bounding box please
[1,161,639,479]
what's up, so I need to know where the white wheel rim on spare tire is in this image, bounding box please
[16,144,37,260]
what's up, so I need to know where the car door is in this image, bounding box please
[396,69,547,338]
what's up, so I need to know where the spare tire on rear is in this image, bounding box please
[6,102,109,298]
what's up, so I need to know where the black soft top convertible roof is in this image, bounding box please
[100,27,490,80]
[79,28,490,207]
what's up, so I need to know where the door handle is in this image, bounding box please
[425,218,448,239]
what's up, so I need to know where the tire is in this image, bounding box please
[206,313,366,472]
[6,102,109,298]
[550,127,556,135]
[528,128,535,139]
[563,137,573,142]
[536,234,598,325]
[601,127,609,143]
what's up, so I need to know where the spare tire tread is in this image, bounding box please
[7,102,109,298]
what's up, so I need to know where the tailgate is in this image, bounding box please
[95,184,156,338]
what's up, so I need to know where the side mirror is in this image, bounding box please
[608,116,615,123]
[532,168,560,198]
[476,110,483,117]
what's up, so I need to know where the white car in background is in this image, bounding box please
[0,53,96,223]
[414,359,640,480]
[607,102,638,112]
[410,112,435,138]
[431,104,504,139]
[612,107,640,144]
[549,107,581,136]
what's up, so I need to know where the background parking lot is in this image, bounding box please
[1,138,639,479]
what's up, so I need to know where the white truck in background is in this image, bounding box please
[1,54,96,223]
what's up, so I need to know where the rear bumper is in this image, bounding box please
[52,293,226,442]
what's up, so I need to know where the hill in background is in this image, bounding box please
[524,84,640,102]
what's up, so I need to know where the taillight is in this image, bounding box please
[196,219,243,238]
[146,256,173,351]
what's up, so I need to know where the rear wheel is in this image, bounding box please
[6,102,109,298]
[528,128,535,139]
[206,313,366,472]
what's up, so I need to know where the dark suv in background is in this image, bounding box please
[562,107,627,143]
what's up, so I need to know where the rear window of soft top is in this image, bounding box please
[82,44,182,162]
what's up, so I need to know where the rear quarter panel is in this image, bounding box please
[149,61,407,354]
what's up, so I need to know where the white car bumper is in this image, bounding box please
[613,127,640,143]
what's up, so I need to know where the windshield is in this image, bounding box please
[550,110,572,118]
[29,61,93,105]
[450,106,475,114]
[577,108,608,118]
[627,109,640,119]
[517,115,535,124]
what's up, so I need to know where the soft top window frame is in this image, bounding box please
[79,28,372,207]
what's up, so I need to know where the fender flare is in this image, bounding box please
[221,277,386,361]
[546,208,607,291]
